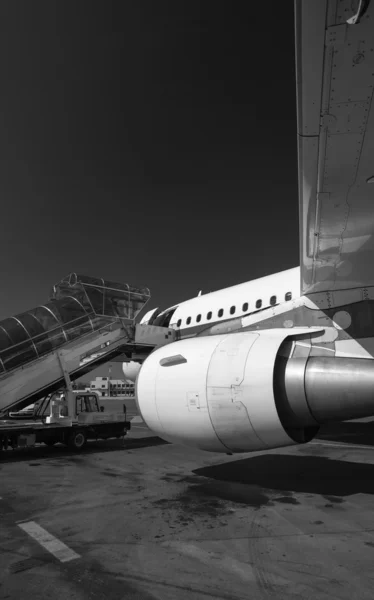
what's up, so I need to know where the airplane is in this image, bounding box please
[124,0,374,454]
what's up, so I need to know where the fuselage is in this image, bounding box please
[124,267,300,382]
[151,266,300,336]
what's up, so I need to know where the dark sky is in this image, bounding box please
[0,0,298,334]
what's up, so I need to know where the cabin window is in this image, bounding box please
[186,317,191,325]
[218,308,224,318]
[196,314,201,323]
[177,319,182,327]
[256,299,262,309]
[270,295,277,306]
[242,302,248,312]
[285,292,292,301]
[230,306,236,315]
[207,311,212,320]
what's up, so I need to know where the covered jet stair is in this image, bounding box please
[0,274,175,416]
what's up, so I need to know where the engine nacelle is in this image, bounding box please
[136,328,320,453]
[122,360,141,383]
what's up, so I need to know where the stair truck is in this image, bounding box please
[0,273,166,452]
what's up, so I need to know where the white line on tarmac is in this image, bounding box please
[18,521,80,563]
[131,416,144,424]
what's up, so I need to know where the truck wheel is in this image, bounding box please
[68,431,87,451]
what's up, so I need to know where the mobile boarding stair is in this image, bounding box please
[0,273,176,417]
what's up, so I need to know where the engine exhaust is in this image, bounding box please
[275,356,374,435]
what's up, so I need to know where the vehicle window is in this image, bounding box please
[76,396,84,414]
[256,299,262,309]
[242,302,248,312]
[218,309,224,318]
[285,292,292,301]
[207,311,212,320]
[196,314,201,322]
[87,395,99,411]
[230,306,236,315]
[177,319,182,327]
[270,295,277,306]
[186,317,191,325]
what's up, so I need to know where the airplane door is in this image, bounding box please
[152,308,177,328]
[206,332,260,452]
[139,308,161,325]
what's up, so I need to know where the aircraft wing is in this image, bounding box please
[296,0,374,295]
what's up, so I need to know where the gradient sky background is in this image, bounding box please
[0,1,298,378]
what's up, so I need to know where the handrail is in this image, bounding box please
[0,273,150,376]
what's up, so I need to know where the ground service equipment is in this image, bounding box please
[0,274,174,452]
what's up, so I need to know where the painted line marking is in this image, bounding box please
[131,416,144,423]
[18,521,80,563]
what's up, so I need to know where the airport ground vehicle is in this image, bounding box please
[0,390,130,451]
[0,273,174,453]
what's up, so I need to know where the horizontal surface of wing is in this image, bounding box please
[296,0,374,294]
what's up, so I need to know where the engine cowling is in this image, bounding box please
[136,328,321,453]
[122,361,141,383]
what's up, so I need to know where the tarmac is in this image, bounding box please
[1,398,374,599]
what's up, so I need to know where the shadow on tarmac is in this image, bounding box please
[190,420,374,504]
[194,451,374,499]
[0,436,169,464]
[317,419,374,446]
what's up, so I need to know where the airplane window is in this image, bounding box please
[242,302,248,312]
[177,319,182,327]
[207,311,212,320]
[270,295,277,306]
[230,306,236,315]
[218,309,224,318]
[186,317,191,325]
[256,299,262,309]
[285,292,292,301]
[196,314,201,322]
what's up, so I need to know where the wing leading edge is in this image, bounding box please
[296,0,374,295]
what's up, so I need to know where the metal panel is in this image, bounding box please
[206,329,323,452]
[206,333,260,452]
[296,0,374,294]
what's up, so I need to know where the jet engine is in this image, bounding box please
[136,328,374,453]
[122,360,141,383]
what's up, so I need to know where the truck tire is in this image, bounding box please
[67,431,87,451]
